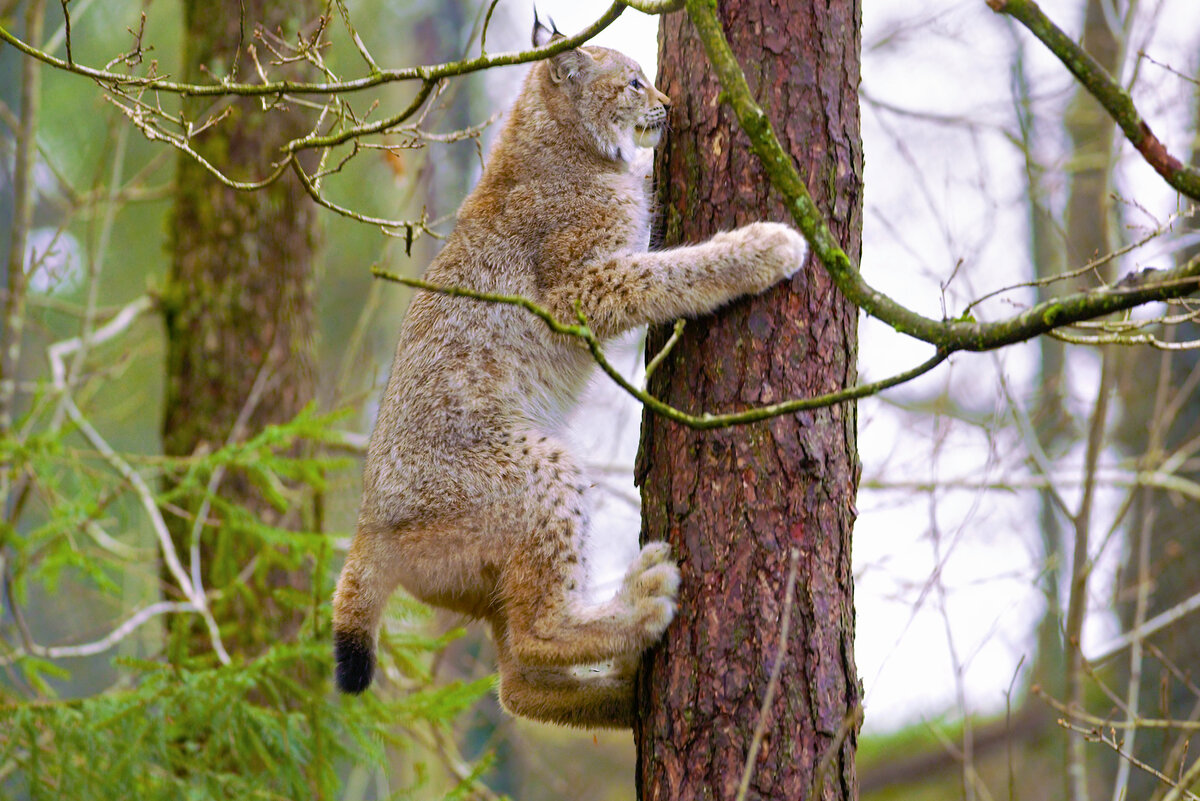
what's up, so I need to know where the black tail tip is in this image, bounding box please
[334,629,375,694]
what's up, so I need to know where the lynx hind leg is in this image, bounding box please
[498,434,676,669]
[493,621,635,729]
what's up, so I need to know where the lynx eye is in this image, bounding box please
[629,77,643,90]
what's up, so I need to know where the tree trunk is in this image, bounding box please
[635,3,863,800]
[163,0,318,655]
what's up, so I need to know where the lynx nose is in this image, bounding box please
[653,88,671,107]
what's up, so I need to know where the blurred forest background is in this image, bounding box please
[2,0,1200,799]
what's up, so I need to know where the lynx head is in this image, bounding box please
[532,17,671,162]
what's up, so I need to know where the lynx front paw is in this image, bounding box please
[720,221,809,290]
[621,542,681,639]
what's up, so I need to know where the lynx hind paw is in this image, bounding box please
[626,541,674,577]
[633,573,679,639]
[622,543,681,638]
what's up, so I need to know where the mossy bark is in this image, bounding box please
[635,3,863,799]
[163,0,319,655]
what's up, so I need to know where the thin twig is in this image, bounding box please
[479,0,502,57]
[809,706,864,801]
[57,0,71,64]
[1162,757,1200,801]
[1059,720,1200,801]
[331,0,379,74]
[962,207,1196,317]
[1064,351,1116,801]
[371,267,950,428]
[0,3,628,97]
[1034,686,1200,731]
[641,318,685,389]
[187,355,276,599]
[734,548,800,801]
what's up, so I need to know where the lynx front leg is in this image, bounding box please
[496,434,680,669]
[546,221,809,339]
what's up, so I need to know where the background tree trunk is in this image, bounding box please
[1111,74,1200,801]
[635,3,863,799]
[163,0,319,655]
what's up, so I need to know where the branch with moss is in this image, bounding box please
[619,0,684,13]
[682,0,1200,353]
[370,267,948,430]
[987,0,1200,201]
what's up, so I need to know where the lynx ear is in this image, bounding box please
[532,8,594,84]
[547,48,595,83]
[531,8,562,48]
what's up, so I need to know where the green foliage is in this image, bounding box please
[2,404,497,800]
[0,1,519,797]
[2,642,495,800]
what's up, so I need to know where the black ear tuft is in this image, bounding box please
[532,7,563,48]
[334,629,375,694]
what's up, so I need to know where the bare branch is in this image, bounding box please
[641,318,685,389]
[329,0,380,74]
[371,267,951,428]
[61,397,230,665]
[989,0,1200,201]
[681,0,1200,352]
[0,3,627,97]
[619,0,684,13]
[1063,354,1116,801]
[0,601,196,665]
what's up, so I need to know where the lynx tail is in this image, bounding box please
[332,540,384,694]
[333,627,375,694]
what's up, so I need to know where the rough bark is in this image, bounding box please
[635,3,863,800]
[163,0,318,654]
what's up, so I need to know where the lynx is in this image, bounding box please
[332,20,808,728]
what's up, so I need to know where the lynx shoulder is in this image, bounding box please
[332,20,807,728]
